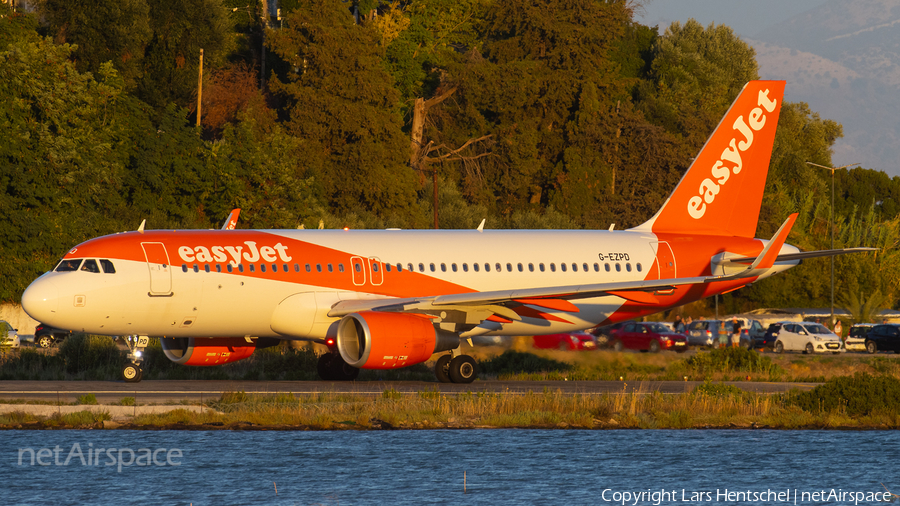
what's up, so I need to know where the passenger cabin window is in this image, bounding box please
[99,259,116,274]
[56,259,83,272]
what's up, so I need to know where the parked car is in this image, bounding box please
[863,324,900,354]
[34,323,73,348]
[533,331,597,351]
[1,320,20,349]
[773,321,843,354]
[755,323,782,350]
[845,323,875,352]
[610,322,688,353]
[590,322,630,348]
[685,320,752,348]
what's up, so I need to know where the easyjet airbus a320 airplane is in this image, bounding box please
[20,81,872,383]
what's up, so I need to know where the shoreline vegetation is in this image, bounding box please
[3,339,900,430]
[2,378,900,431]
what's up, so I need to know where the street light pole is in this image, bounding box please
[806,162,858,327]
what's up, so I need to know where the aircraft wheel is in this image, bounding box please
[449,355,477,384]
[37,335,54,349]
[317,353,336,381]
[331,356,359,381]
[122,362,142,383]
[434,355,452,383]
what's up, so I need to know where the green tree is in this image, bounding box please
[34,0,152,89]
[638,19,759,148]
[0,39,132,299]
[428,0,634,223]
[267,0,417,220]
[137,0,233,108]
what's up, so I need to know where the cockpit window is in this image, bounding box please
[99,259,116,274]
[81,259,101,273]
[55,259,83,272]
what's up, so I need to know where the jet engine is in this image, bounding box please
[160,337,275,366]
[336,312,458,369]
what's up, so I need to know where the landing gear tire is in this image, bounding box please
[37,335,54,349]
[317,353,359,381]
[122,362,142,383]
[448,355,477,384]
[317,353,335,380]
[435,355,452,383]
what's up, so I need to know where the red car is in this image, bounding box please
[610,322,688,353]
[533,331,597,351]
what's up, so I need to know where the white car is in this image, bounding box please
[1,320,20,349]
[774,322,843,354]
[844,323,874,352]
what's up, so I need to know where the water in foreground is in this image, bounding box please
[3,429,898,505]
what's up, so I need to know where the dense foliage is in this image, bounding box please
[1,1,898,313]
[791,373,900,416]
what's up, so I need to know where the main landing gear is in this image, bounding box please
[317,352,360,381]
[434,352,477,384]
[120,335,149,383]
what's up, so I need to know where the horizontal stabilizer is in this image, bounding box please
[724,247,879,265]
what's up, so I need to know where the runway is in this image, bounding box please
[0,379,818,404]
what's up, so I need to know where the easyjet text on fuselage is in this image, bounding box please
[178,241,293,265]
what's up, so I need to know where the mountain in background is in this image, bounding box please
[749,0,900,176]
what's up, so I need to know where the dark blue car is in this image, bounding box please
[864,324,900,354]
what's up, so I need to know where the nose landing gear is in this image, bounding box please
[120,335,149,383]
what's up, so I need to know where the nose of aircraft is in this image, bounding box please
[21,277,60,324]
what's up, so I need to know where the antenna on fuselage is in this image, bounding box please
[137,220,146,234]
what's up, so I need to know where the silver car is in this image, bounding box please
[1,320,20,348]
[685,320,752,348]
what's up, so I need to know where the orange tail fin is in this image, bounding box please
[636,80,786,238]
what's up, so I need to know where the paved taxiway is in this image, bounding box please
[0,380,818,404]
